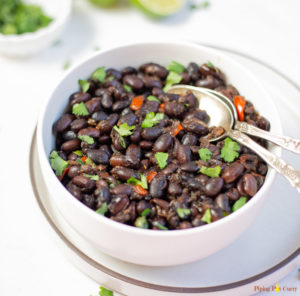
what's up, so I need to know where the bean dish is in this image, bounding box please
[49,61,270,230]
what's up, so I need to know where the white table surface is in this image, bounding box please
[0,0,299,295]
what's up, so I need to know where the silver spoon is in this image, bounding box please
[168,85,300,193]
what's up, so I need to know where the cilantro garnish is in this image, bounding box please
[78,134,94,144]
[83,173,99,181]
[72,102,89,116]
[85,157,96,167]
[147,95,160,103]
[232,197,247,212]
[163,71,182,91]
[78,79,90,93]
[96,203,108,216]
[113,123,136,136]
[124,84,132,92]
[201,209,212,224]
[49,150,69,176]
[154,222,168,230]
[141,112,164,128]
[141,208,151,217]
[108,76,114,82]
[176,208,191,219]
[127,174,148,189]
[135,216,149,229]
[154,152,168,169]
[73,150,83,156]
[220,137,241,162]
[190,1,210,10]
[167,61,185,74]
[63,61,71,71]
[91,67,106,83]
[200,165,221,178]
[198,148,212,162]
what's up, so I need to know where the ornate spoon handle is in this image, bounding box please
[235,121,300,154]
[227,130,300,194]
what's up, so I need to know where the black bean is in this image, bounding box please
[181,133,197,146]
[164,101,185,118]
[215,194,231,212]
[68,166,81,178]
[111,184,132,196]
[78,127,100,138]
[257,116,270,131]
[179,221,192,229]
[72,175,95,190]
[136,200,150,215]
[187,62,200,81]
[55,114,74,133]
[70,118,88,132]
[112,100,130,112]
[161,163,178,175]
[107,68,122,80]
[152,87,164,97]
[111,166,138,181]
[61,139,80,152]
[99,113,119,134]
[139,63,168,79]
[140,140,153,150]
[101,92,113,109]
[143,75,163,89]
[140,100,160,114]
[62,130,77,141]
[122,66,137,76]
[182,117,209,135]
[176,144,192,164]
[86,149,110,164]
[180,161,199,173]
[91,111,108,122]
[66,182,82,201]
[69,92,91,106]
[240,154,258,172]
[242,174,258,196]
[85,98,101,114]
[126,144,141,162]
[258,163,268,176]
[168,182,182,196]
[82,194,95,209]
[123,75,144,91]
[118,113,137,126]
[221,162,244,183]
[110,154,131,167]
[153,198,169,210]
[95,187,111,206]
[141,127,162,141]
[204,177,224,197]
[184,109,209,123]
[195,75,223,89]
[153,133,173,152]
[150,175,167,198]
[109,196,130,215]
[178,92,199,109]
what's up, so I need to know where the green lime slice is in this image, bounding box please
[88,0,119,7]
[129,0,184,17]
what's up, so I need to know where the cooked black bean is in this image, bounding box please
[153,133,173,152]
[61,139,80,152]
[55,114,74,133]
[86,149,109,164]
[221,162,244,183]
[203,177,224,197]
[51,61,268,230]
[182,117,209,135]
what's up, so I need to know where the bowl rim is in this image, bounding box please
[0,0,72,42]
[37,40,282,238]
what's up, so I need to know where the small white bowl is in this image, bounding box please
[37,41,282,266]
[0,0,71,57]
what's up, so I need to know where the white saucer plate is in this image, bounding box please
[29,45,300,296]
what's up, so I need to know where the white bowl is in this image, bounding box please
[37,41,282,266]
[0,0,71,57]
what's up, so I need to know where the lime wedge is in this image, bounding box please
[129,0,184,17]
[88,0,119,7]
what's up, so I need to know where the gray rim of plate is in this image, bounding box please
[29,44,300,293]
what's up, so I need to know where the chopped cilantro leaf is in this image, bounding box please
[85,157,96,167]
[91,67,106,83]
[73,150,83,156]
[113,122,136,137]
[78,135,94,144]
[108,76,114,82]
[220,137,241,162]
[201,209,212,224]
[232,197,247,212]
[147,95,160,103]
[141,208,151,217]
[141,112,164,128]
[72,102,89,116]
[198,148,212,162]
[124,84,132,92]
[127,174,148,189]
[154,222,168,230]
[176,208,191,219]
[163,71,183,91]
[99,286,113,296]
[78,79,90,93]
[154,152,168,169]
[207,61,215,68]
[83,173,99,181]
[96,203,108,216]
[167,61,185,74]
[200,165,221,178]
[49,150,69,176]
[135,216,149,229]
[63,61,71,70]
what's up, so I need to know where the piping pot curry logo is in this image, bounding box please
[254,282,298,293]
